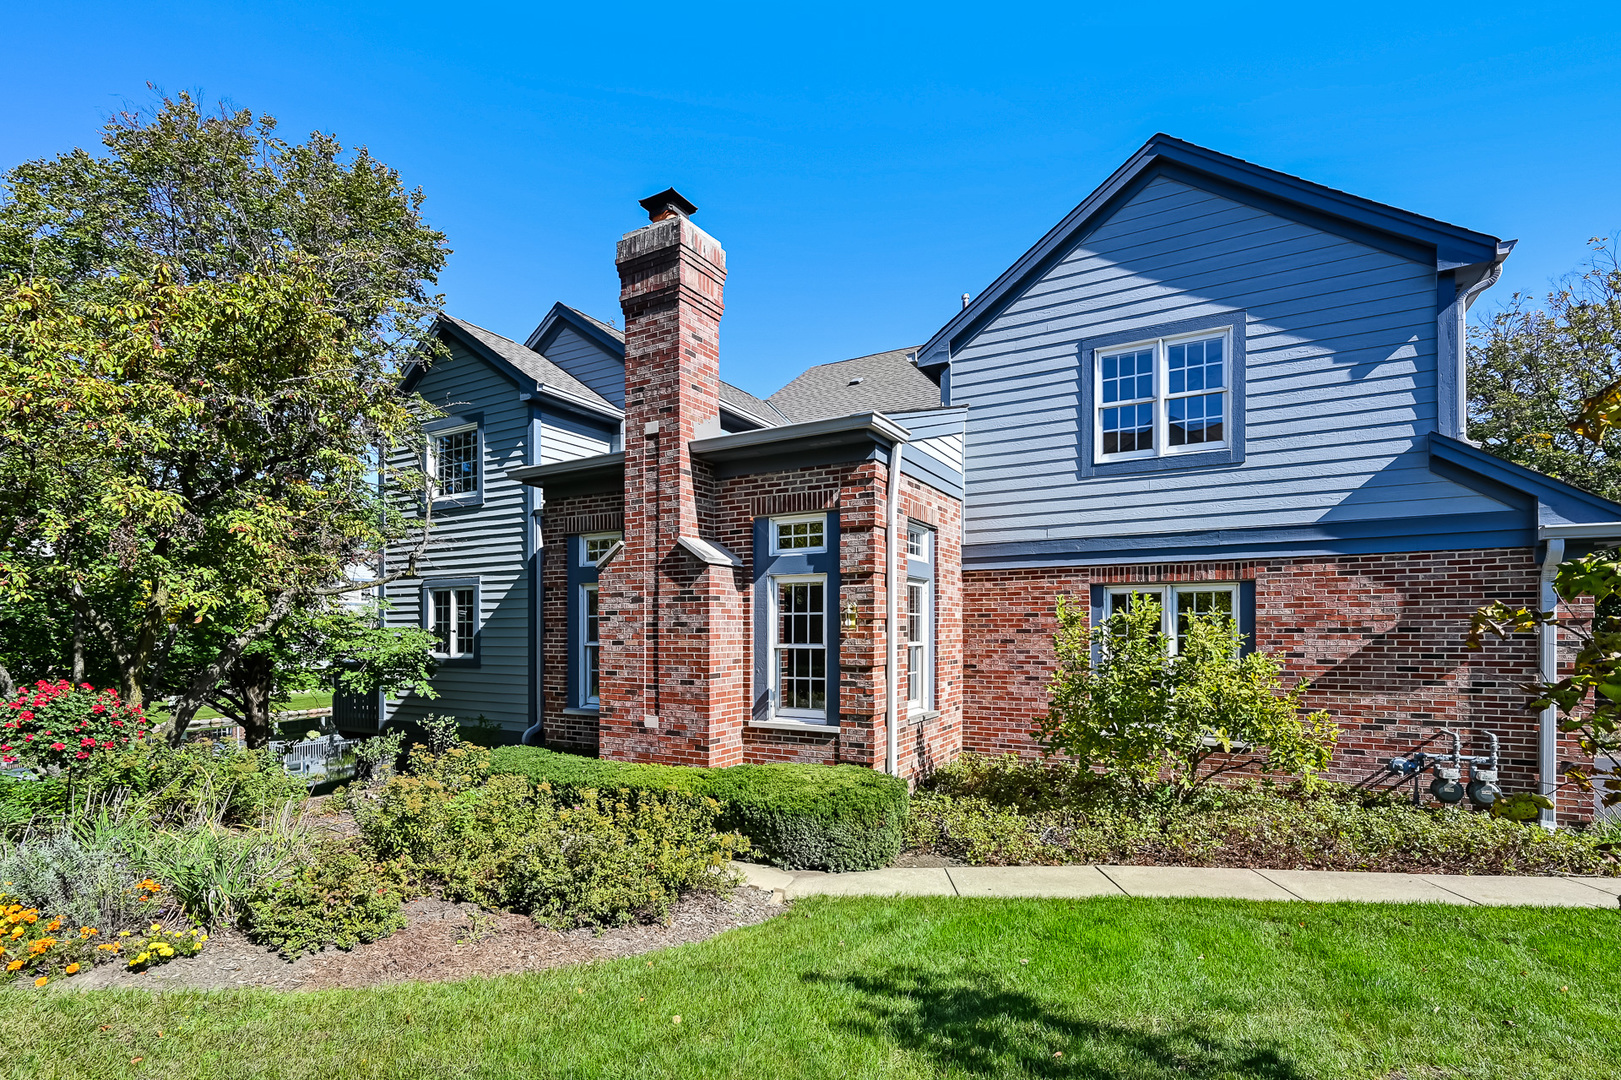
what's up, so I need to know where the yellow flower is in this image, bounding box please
[64,963,79,974]
[118,930,130,937]
[33,976,46,987]
[149,923,162,934]
[198,934,208,942]
[5,960,21,971]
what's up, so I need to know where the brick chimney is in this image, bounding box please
[598,189,745,766]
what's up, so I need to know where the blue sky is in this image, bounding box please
[5,2,1620,397]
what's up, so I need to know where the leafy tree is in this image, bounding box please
[1468,237,1621,500]
[185,602,439,748]
[1034,595,1337,797]
[0,93,447,736]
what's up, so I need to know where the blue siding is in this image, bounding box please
[948,174,1513,552]
[893,407,966,499]
[385,338,533,732]
[539,324,625,408]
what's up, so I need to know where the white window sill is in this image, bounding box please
[749,717,838,733]
[562,706,600,717]
[908,708,940,725]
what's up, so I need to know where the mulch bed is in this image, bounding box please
[64,887,785,993]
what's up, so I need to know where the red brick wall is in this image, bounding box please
[600,212,750,766]
[896,477,964,779]
[537,459,965,783]
[538,492,624,754]
[962,549,1591,818]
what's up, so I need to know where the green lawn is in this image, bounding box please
[6,896,1619,1079]
[174,691,335,725]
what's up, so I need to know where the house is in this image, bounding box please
[370,137,1621,823]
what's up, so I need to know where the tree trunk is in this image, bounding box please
[70,611,85,683]
[0,659,14,700]
[237,653,275,749]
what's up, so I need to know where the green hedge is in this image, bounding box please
[487,747,908,872]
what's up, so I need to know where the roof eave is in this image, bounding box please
[691,411,913,461]
[918,134,1507,368]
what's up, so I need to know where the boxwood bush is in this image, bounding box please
[487,747,908,872]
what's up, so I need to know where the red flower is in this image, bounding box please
[80,737,96,747]
[102,741,114,748]
[80,683,92,690]
[19,711,32,722]
[74,751,89,760]
[49,742,65,751]
[23,734,33,742]
[91,704,105,715]
[111,720,124,727]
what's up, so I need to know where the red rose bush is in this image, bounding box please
[1,680,154,776]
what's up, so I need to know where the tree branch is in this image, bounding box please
[166,588,299,743]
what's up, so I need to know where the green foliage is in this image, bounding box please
[81,739,306,827]
[1468,237,1621,501]
[1034,595,1337,794]
[349,729,406,783]
[1470,546,1621,808]
[487,746,910,871]
[0,91,447,732]
[356,749,743,928]
[138,818,308,928]
[419,713,461,755]
[242,840,408,959]
[909,755,1618,875]
[1,680,156,777]
[0,775,66,832]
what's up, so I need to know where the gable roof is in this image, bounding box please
[523,301,791,426]
[414,315,620,418]
[767,347,941,423]
[1429,434,1621,527]
[919,133,1514,370]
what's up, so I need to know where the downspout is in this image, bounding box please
[1451,257,1506,441]
[885,440,905,776]
[1538,536,1565,828]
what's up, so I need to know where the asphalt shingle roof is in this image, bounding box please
[766,347,941,423]
[440,315,618,413]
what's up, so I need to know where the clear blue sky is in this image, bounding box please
[5,2,1620,397]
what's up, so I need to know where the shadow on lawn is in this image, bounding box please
[805,965,1310,1079]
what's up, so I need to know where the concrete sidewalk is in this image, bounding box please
[734,862,1621,908]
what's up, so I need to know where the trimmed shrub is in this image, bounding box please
[909,754,1621,876]
[487,746,908,871]
[242,840,408,958]
[357,750,744,927]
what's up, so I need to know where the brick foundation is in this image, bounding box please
[963,549,1592,821]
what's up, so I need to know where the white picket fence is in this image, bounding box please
[270,732,357,784]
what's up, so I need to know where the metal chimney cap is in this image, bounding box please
[639,188,698,222]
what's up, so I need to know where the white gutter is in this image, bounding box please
[885,441,904,777]
[1537,537,1566,828]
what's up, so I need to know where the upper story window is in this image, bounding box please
[1103,584,1237,654]
[1097,331,1228,462]
[772,514,826,554]
[430,425,479,497]
[582,532,623,566]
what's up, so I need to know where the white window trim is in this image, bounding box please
[581,531,623,568]
[770,572,830,722]
[905,577,932,713]
[427,423,480,498]
[580,582,601,706]
[906,523,932,562]
[1094,328,1231,464]
[1102,584,1239,655]
[428,586,477,659]
[769,513,828,556]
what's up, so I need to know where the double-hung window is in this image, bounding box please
[581,583,601,705]
[429,424,480,498]
[773,577,827,718]
[428,585,477,659]
[904,523,934,713]
[573,532,620,709]
[1103,584,1238,654]
[1097,330,1228,462]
